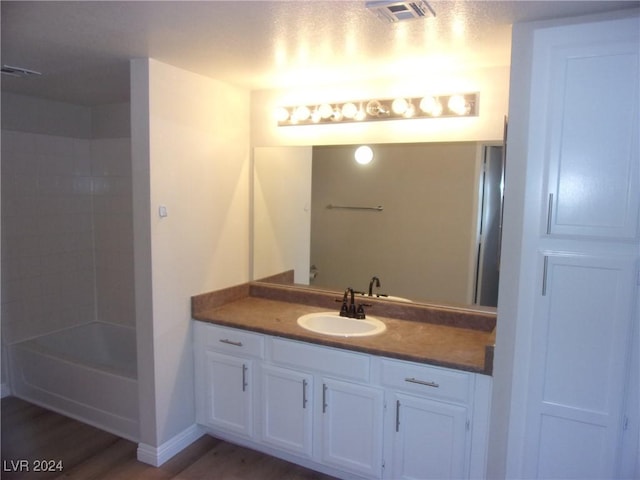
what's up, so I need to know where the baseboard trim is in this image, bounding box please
[1,383,11,398]
[137,424,204,467]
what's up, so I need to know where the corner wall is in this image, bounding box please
[131,58,250,451]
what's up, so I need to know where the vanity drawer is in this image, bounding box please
[381,358,471,404]
[198,322,264,359]
[270,337,370,382]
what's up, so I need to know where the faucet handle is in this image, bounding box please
[355,303,372,319]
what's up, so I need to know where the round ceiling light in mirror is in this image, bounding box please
[354,145,374,165]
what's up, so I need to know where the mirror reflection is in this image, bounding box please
[252,142,503,308]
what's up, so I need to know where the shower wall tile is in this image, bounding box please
[1,131,98,342]
[2,126,134,342]
[91,137,135,327]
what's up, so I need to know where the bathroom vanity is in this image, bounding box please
[191,282,495,480]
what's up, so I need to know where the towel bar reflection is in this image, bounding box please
[326,204,384,211]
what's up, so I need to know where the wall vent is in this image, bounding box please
[365,1,435,23]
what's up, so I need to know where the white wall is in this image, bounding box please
[131,58,250,448]
[251,66,509,147]
[253,146,312,283]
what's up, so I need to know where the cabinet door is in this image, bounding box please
[542,20,639,239]
[321,378,384,479]
[524,252,637,478]
[200,350,253,437]
[261,365,313,458]
[390,392,468,480]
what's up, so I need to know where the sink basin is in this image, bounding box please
[297,312,386,337]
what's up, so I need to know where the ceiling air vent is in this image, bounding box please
[365,1,435,23]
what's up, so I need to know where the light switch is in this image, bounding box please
[158,205,168,218]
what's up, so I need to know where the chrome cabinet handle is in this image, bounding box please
[405,377,440,388]
[322,384,328,413]
[219,338,243,347]
[302,379,308,409]
[546,193,554,234]
[395,400,401,432]
[542,255,549,296]
[242,364,248,392]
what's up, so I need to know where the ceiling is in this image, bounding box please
[1,0,638,106]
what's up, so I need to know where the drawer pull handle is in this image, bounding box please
[219,339,243,347]
[405,377,440,388]
[395,400,401,432]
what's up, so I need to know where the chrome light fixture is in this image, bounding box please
[276,93,478,126]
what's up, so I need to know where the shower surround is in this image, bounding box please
[1,93,136,436]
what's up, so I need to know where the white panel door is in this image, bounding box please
[542,20,639,239]
[525,252,637,478]
[261,365,313,458]
[390,392,468,480]
[321,378,384,479]
[200,350,253,437]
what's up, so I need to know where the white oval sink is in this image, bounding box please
[297,312,386,337]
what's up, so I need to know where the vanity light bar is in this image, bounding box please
[275,93,478,126]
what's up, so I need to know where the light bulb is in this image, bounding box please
[330,107,343,122]
[275,107,290,122]
[448,95,469,115]
[355,103,367,121]
[403,103,416,118]
[294,105,311,122]
[392,98,409,115]
[341,102,358,119]
[366,100,388,117]
[318,103,333,119]
[354,146,373,165]
[420,96,443,116]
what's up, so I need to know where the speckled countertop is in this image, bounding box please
[192,282,496,375]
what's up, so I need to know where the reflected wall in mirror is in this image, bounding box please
[252,142,503,308]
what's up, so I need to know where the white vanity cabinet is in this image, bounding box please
[193,323,264,438]
[193,321,490,479]
[381,359,473,480]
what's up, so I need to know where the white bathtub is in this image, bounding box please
[8,321,139,441]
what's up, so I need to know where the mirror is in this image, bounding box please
[252,142,503,308]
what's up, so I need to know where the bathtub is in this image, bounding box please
[8,321,139,441]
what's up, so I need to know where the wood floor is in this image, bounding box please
[1,397,337,480]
